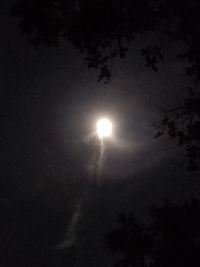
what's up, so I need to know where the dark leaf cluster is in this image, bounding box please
[12,0,200,82]
[155,88,200,170]
[106,199,200,267]
[106,212,152,267]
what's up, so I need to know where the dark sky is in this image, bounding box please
[1,1,200,266]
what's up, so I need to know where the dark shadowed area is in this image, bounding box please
[1,0,200,266]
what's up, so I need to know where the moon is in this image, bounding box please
[96,118,113,138]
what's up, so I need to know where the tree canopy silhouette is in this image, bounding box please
[106,199,200,267]
[12,0,200,168]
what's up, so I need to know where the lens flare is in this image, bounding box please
[96,118,113,138]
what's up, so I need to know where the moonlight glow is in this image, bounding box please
[96,118,113,138]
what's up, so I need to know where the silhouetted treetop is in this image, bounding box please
[106,199,200,267]
[12,0,200,83]
[106,211,152,267]
[155,88,200,170]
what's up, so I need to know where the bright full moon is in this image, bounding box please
[96,118,113,138]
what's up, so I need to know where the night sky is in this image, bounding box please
[1,1,200,266]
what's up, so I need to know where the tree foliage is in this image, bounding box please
[12,0,200,80]
[155,88,200,170]
[106,199,200,267]
[12,0,200,168]
[106,212,152,267]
